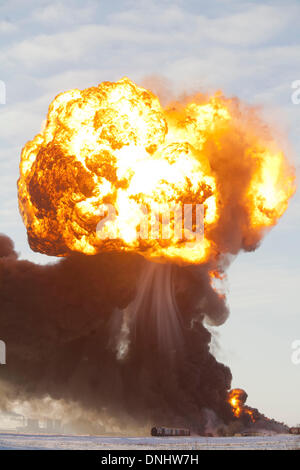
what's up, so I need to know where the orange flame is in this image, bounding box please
[18,77,295,263]
[228,388,256,423]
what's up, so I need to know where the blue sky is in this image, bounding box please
[0,0,299,425]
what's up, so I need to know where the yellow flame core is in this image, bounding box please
[228,389,256,423]
[18,77,295,263]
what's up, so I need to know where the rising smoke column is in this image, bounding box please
[1,78,295,430]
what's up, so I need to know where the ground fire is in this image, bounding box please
[228,389,257,423]
[0,78,295,434]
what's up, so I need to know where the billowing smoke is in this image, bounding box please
[0,234,234,432]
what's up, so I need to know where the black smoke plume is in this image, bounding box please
[0,234,234,432]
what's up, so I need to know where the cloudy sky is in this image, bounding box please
[0,0,299,425]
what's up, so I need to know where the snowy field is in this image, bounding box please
[0,432,299,450]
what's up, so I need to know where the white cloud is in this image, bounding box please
[0,20,17,33]
[0,1,296,73]
[31,1,96,26]
[197,4,294,46]
[0,23,169,71]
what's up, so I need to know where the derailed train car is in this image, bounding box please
[151,426,190,437]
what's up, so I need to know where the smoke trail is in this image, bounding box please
[113,262,183,359]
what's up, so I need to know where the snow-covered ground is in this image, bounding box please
[0,432,299,450]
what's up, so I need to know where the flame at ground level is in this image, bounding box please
[18,78,295,263]
[228,388,258,423]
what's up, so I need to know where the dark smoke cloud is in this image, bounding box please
[0,234,233,431]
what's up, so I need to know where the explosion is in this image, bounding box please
[0,78,294,433]
[18,78,294,264]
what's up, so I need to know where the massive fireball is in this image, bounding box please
[18,78,295,263]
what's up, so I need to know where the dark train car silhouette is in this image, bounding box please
[151,426,190,437]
